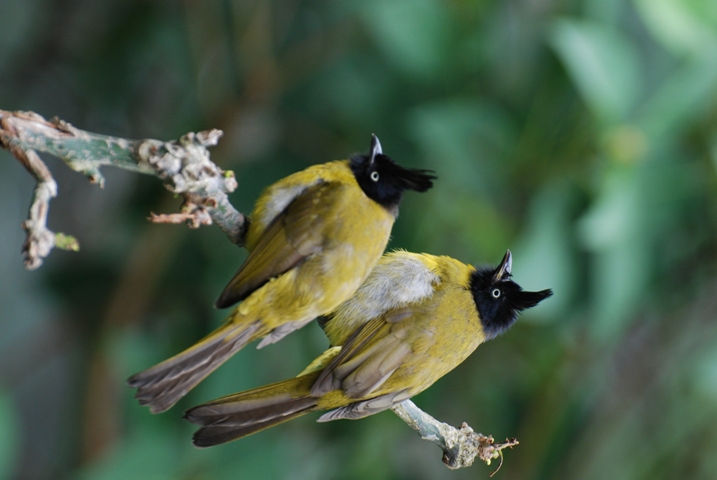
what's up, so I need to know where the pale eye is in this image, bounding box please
[370,171,380,182]
[491,288,501,298]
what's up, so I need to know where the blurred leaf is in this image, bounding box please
[306,56,390,129]
[348,416,403,480]
[513,182,581,321]
[406,99,516,262]
[407,99,514,199]
[584,0,622,24]
[411,193,513,264]
[0,391,18,480]
[77,426,181,480]
[577,166,648,339]
[360,0,450,78]
[633,0,717,57]
[601,124,649,164]
[549,18,640,123]
[637,55,717,140]
[578,153,696,340]
[578,168,637,251]
[694,343,717,400]
[275,432,341,480]
[479,2,546,98]
[711,133,717,177]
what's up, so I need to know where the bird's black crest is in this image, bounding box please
[469,260,552,340]
[349,137,435,211]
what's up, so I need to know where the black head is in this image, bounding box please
[350,134,436,211]
[470,250,552,340]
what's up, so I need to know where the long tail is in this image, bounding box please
[184,373,321,447]
[127,320,264,414]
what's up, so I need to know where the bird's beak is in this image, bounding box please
[493,250,512,282]
[369,133,382,166]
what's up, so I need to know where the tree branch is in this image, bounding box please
[0,109,246,268]
[392,400,518,473]
[1,108,517,470]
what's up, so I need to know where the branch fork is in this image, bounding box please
[0,109,246,267]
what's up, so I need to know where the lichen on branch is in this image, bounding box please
[0,109,246,268]
[392,400,518,473]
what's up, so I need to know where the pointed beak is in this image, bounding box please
[493,250,512,282]
[369,134,382,166]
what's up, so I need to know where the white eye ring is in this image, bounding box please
[491,288,501,298]
[370,171,379,181]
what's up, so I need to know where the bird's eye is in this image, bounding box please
[370,171,379,182]
[491,288,501,298]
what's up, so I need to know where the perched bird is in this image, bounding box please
[184,250,552,447]
[127,135,435,413]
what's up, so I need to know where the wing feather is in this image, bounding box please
[311,317,387,396]
[316,389,412,422]
[311,309,421,400]
[216,182,343,308]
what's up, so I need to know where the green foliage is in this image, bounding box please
[550,19,640,123]
[1,0,717,479]
[0,391,18,480]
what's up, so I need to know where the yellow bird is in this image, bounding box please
[184,250,552,447]
[127,135,435,413]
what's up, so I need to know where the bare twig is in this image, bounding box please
[0,109,247,268]
[134,129,246,243]
[392,400,518,472]
[0,114,79,268]
[149,209,212,228]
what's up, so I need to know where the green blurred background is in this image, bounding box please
[1,0,717,478]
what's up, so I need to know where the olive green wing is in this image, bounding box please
[311,307,427,399]
[215,181,343,308]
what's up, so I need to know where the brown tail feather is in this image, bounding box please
[184,374,320,447]
[188,398,317,447]
[127,321,263,413]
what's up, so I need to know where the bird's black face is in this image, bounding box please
[350,134,435,211]
[470,251,552,340]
